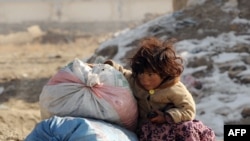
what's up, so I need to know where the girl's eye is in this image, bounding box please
[145,73,154,78]
[147,73,152,76]
[138,72,156,77]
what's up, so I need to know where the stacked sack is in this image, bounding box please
[25,116,138,141]
[39,58,138,131]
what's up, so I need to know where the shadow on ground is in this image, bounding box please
[0,77,49,104]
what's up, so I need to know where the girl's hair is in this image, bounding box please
[130,37,183,80]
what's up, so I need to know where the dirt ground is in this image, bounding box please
[0,33,109,140]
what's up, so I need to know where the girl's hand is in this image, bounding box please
[88,64,94,68]
[150,110,174,124]
[150,110,166,124]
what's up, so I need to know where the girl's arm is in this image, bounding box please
[104,60,132,79]
[165,82,196,123]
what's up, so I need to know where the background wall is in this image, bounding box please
[0,0,189,34]
[0,0,173,23]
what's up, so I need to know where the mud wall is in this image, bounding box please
[0,0,192,34]
[0,0,173,23]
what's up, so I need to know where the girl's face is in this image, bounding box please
[138,71,163,90]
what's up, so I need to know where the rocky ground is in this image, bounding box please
[88,0,250,140]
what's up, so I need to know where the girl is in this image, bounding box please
[104,37,215,141]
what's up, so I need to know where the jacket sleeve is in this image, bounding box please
[165,82,196,123]
[104,60,132,79]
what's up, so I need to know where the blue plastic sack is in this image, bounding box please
[25,116,138,141]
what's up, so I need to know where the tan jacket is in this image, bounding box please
[106,60,196,126]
